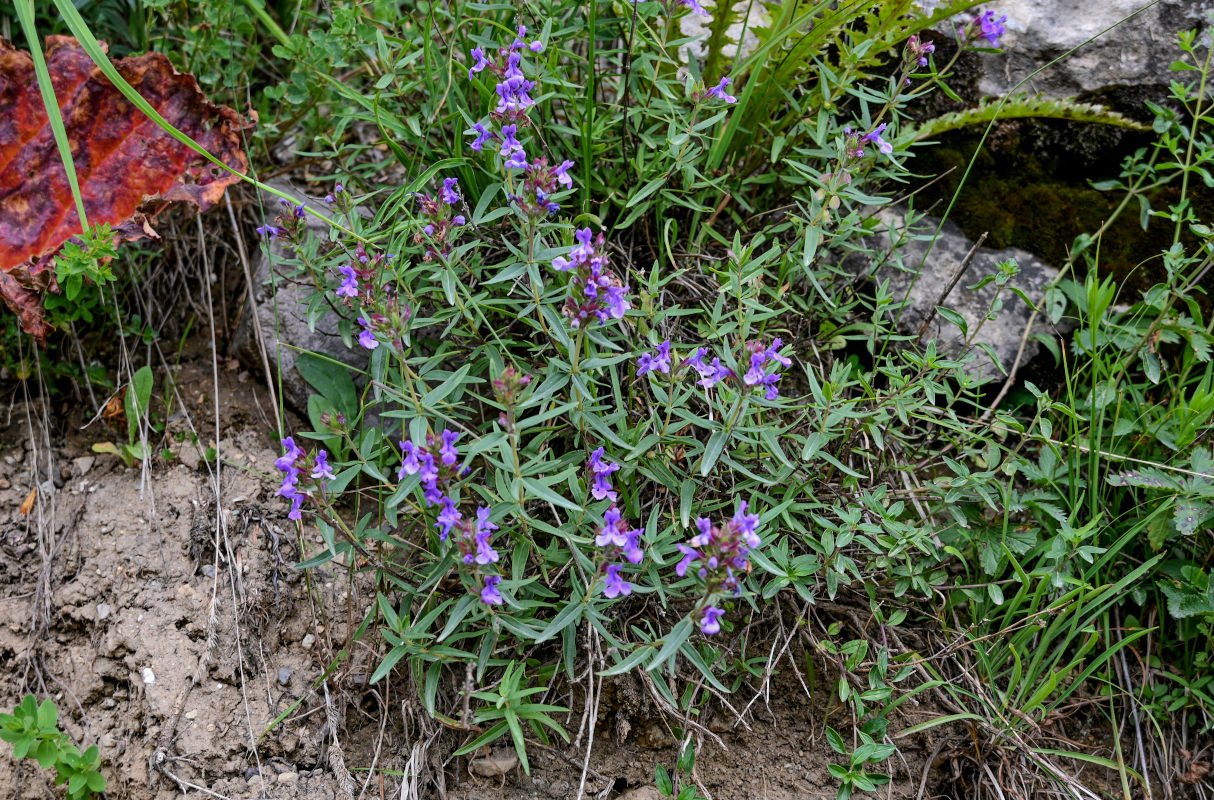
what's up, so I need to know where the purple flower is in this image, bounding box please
[441,177,460,205]
[603,564,632,598]
[274,437,307,520]
[907,34,935,66]
[589,447,621,501]
[513,25,543,53]
[596,506,628,548]
[764,337,791,367]
[436,496,463,540]
[685,348,731,388]
[336,265,359,298]
[310,449,336,482]
[480,575,503,606]
[731,500,760,548]
[973,10,1007,47]
[255,224,285,238]
[553,160,575,189]
[469,46,490,79]
[637,339,672,376]
[439,430,460,466]
[707,76,737,104]
[495,50,536,115]
[861,123,894,156]
[700,606,725,634]
[744,352,767,386]
[470,122,493,152]
[399,440,420,479]
[357,318,378,350]
[680,0,710,15]
[675,544,698,577]
[552,255,572,271]
[504,148,529,170]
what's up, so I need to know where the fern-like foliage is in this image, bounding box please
[911,94,1151,141]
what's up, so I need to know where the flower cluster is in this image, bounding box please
[399,429,465,507]
[467,27,543,157]
[451,506,501,568]
[637,340,672,376]
[333,244,412,351]
[413,177,466,261]
[493,366,533,432]
[964,10,1007,48]
[255,199,308,241]
[551,229,631,327]
[274,437,334,521]
[643,339,791,397]
[399,427,505,607]
[843,123,893,158]
[510,156,576,215]
[324,182,346,206]
[684,347,732,388]
[905,34,935,67]
[595,505,644,598]
[674,501,762,634]
[741,337,791,400]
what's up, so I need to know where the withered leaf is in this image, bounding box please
[0,36,253,340]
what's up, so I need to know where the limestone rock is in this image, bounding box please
[964,0,1212,99]
[853,208,1068,379]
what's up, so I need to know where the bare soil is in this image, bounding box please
[0,359,947,800]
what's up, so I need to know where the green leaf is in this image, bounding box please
[700,429,729,476]
[656,764,674,796]
[295,352,357,419]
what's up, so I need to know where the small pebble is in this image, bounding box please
[97,604,111,620]
[277,772,298,785]
[142,668,156,685]
[73,455,95,475]
[202,564,216,578]
[277,668,292,686]
[185,710,197,720]
[102,698,116,709]
[301,634,315,650]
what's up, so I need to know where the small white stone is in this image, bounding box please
[301,634,315,650]
[96,604,111,620]
[141,668,156,685]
